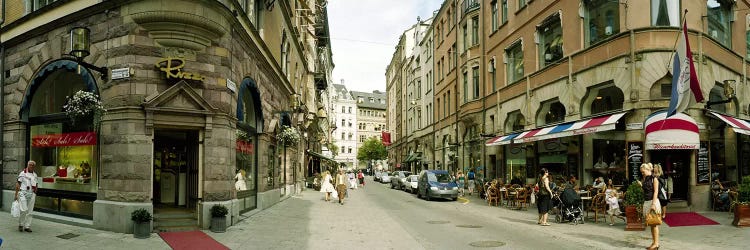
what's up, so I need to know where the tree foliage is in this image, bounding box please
[357,137,387,162]
[327,141,339,158]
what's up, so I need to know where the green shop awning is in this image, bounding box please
[307,150,337,164]
[403,152,422,163]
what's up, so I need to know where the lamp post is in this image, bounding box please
[706,79,736,109]
[69,27,108,80]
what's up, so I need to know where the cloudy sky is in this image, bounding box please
[327,0,443,93]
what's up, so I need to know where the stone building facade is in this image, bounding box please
[1,0,333,233]
[387,0,750,210]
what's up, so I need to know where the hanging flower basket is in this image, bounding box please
[236,129,251,142]
[278,125,300,146]
[63,90,106,129]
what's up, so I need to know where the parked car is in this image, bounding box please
[380,172,392,183]
[390,171,412,190]
[417,170,458,201]
[374,171,383,182]
[407,175,419,193]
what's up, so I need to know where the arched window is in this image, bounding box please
[506,110,526,132]
[707,82,738,115]
[536,99,566,126]
[236,77,263,213]
[582,83,624,116]
[20,59,100,218]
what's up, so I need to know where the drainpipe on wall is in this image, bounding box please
[1,0,6,208]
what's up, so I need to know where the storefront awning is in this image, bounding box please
[307,150,337,163]
[486,112,627,146]
[644,110,699,150]
[709,111,750,135]
[485,133,521,146]
[403,152,422,163]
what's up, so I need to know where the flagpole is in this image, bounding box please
[666,9,690,71]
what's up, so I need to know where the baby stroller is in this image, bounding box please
[552,187,584,225]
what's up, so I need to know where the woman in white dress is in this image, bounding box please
[235,169,247,191]
[319,171,335,201]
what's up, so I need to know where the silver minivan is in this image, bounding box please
[390,171,412,190]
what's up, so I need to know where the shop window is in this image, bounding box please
[538,14,563,67]
[651,0,679,27]
[591,139,627,185]
[237,77,261,212]
[22,61,100,218]
[585,0,620,45]
[506,41,524,84]
[707,0,732,48]
[538,137,580,184]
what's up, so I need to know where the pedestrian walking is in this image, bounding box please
[536,168,552,226]
[641,163,661,250]
[357,170,365,187]
[653,164,669,218]
[319,171,334,202]
[15,160,38,232]
[335,169,348,205]
[348,171,357,189]
[456,171,465,196]
[467,169,476,195]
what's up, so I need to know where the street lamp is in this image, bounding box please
[69,27,108,80]
[706,79,736,109]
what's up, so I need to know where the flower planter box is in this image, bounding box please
[133,221,151,239]
[733,204,750,227]
[210,216,227,233]
[625,205,645,231]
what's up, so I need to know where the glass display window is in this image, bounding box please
[591,138,626,185]
[29,122,97,193]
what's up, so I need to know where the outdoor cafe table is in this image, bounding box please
[578,191,592,221]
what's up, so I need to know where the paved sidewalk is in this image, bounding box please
[455,192,749,250]
[0,186,423,250]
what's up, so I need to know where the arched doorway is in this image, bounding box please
[235,77,263,212]
[19,59,100,218]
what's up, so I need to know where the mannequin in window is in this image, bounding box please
[235,169,247,191]
[594,155,608,169]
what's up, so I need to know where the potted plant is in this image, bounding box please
[210,204,229,233]
[131,208,152,238]
[623,181,645,231]
[733,175,750,227]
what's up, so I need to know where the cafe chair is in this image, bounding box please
[487,187,500,206]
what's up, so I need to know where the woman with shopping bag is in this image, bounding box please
[15,160,38,233]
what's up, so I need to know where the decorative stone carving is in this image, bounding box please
[128,2,228,51]
[142,80,218,135]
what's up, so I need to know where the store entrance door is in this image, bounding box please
[649,150,692,201]
[153,130,199,209]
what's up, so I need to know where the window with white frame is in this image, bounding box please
[585,0,620,45]
[538,14,563,67]
[651,0,680,27]
[506,41,524,84]
[707,0,732,47]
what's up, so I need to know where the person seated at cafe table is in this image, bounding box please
[565,175,579,191]
[712,178,730,211]
[592,177,605,191]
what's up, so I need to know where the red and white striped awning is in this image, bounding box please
[709,111,750,135]
[512,112,627,144]
[644,111,699,150]
[485,112,627,146]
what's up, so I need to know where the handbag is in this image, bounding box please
[645,208,662,226]
[11,200,20,218]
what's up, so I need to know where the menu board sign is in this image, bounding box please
[627,141,643,181]
[697,141,710,184]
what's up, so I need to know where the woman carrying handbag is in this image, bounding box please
[641,163,661,250]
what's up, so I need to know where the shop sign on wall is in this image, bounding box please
[32,132,97,147]
[155,57,205,81]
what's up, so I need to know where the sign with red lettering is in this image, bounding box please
[236,140,254,154]
[32,132,97,147]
